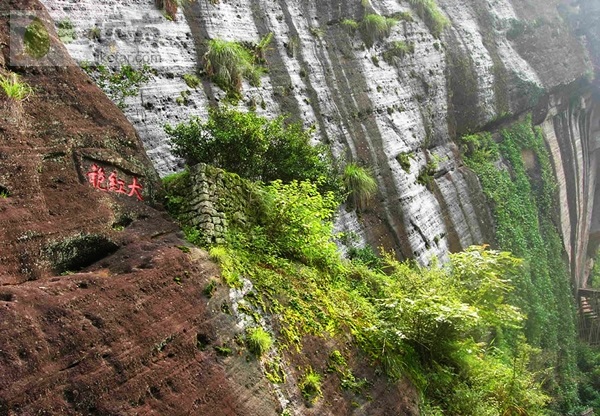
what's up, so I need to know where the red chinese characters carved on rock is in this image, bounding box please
[86,164,143,201]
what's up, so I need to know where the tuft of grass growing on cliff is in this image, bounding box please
[0,72,34,125]
[383,40,414,64]
[299,368,323,404]
[343,163,378,211]
[246,327,273,356]
[203,38,266,101]
[406,0,448,38]
[360,14,397,47]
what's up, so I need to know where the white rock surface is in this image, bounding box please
[38,0,593,271]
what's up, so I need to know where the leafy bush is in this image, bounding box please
[343,163,377,210]
[81,63,153,109]
[257,180,340,268]
[506,18,527,40]
[416,160,437,189]
[347,245,382,270]
[246,327,273,356]
[204,38,265,100]
[360,14,397,47]
[165,107,341,194]
[407,0,448,38]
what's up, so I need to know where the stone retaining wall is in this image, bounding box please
[180,163,254,245]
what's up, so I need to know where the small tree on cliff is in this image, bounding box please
[165,107,342,195]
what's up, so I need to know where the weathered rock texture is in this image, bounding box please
[0,1,279,413]
[36,0,600,289]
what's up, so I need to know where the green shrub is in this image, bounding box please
[396,152,412,172]
[360,14,397,47]
[416,160,437,189]
[258,180,340,268]
[246,327,273,356]
[343,163,377,210]
[204,38,264,99]
[165,107,341,195]
[81,64,153,109]
[299,368,322,403]
[407,0,448,38]
[347,245,382,270]
[506,18,527,40]
[182,73,201,88]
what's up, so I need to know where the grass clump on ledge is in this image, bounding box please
[383,40,415,64]
[406,0,448,38]
[246,327,273,356]
[299,368,322,404]
[0,72,34,125]
[343,163,377,210]
[0,72,33,102]
[203,38,266,101]
[360,14,397,48]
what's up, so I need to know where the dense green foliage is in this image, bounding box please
[461,117,580,413]
[163,108,584,414]
[165,169,553,414]
[165,107,341,194]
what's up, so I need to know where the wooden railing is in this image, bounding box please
[579,288,600,345]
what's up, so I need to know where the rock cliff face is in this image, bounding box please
[0,1,419,414]
[0,1,277,413]
[38,0,598,286]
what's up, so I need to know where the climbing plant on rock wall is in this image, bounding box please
[461,116,580,414]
